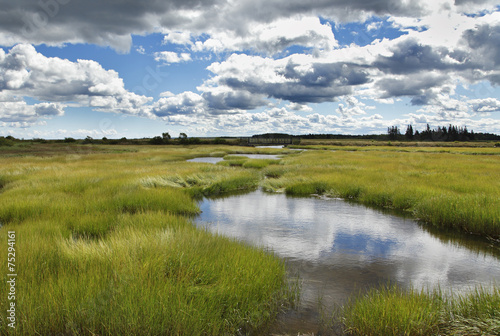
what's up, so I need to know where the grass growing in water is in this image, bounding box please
[0,146,294,335]
[340,284,500,336]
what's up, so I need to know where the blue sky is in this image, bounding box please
[1,0,500,139]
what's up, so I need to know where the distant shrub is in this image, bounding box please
[0,136,14,147]
[213,138,227,144]
[179,137,201,145]
[149,136,164,145]
[82,136,94,144]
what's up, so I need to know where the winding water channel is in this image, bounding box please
[189,156,500,334]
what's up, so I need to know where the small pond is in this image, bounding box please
[187,157,225,164]
[194,189,500,334]
[187,153,282,164]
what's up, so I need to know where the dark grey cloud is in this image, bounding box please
[375,73,449,102]
[282,62,371,87]
[202,90,267,113]
[0,0,219,51]
[0,0,430,52]
[0,0,495,55]
[454,0,493,5]
[231,0,426,26]
[374,39,461,74]
[34,102,65,116]
[215,60,370,105]
[488,73,500,85]
[271,62,370,103]
[462,24,500,68]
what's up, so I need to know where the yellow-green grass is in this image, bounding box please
[215,154,283,169]
[2,144,499,334]
[290,144,500,155]
[340,284,500,336]
[262,150,500,239]
[295,138,499,148]
[0,146,294,335]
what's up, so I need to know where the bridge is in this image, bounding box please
[240,136,294,146]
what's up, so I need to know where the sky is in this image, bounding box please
[1,0,500,139]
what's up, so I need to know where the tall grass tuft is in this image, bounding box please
[340,284,500,336]
[442,286,500,336]
[342,284,443,336]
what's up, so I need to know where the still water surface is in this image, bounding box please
[187,154,282,164]
[194,189,500,333]
[187,157,224,164]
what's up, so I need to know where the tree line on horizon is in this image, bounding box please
[297,125,500,142]
[2,126,500,146]
[387,124,500,142]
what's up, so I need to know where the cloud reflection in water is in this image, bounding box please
[195,189,500,304]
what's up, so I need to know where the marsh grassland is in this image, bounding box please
[0,143,499,335]
[0,145,294,335]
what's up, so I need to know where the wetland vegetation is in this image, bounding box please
[0,145,295,335]
[0,141,499,335]
[339,284,500,336]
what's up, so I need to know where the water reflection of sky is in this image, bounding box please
[187,157,224,164]
[196,190,500,293]
[187,154,282,164]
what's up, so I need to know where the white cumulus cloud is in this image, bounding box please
[154,51,192,63]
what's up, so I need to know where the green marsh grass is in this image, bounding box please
[340,284,500,336]
[262,149,500,239]
[293,138,500,150]
[217,154,282,169]
[242,159,281,169]
[140,162,260,197]
[289,144,500,156]
[1,143,498,335]
[0,146,294,335]
[443,286,500,335]
[217,158,247,167]
[341,285,443,336]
